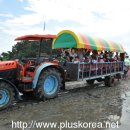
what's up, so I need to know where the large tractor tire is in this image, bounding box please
[0,81,15,110]
[35,68,62,100]
[104,76,115,87]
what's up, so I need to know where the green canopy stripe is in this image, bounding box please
[100,39,111,51]
[53,33,77,48]
[87,36,97,50]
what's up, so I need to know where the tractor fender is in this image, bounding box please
[32,63,61,89]
[0,78,21,100]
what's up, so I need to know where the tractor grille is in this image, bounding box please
[0,68,17,83]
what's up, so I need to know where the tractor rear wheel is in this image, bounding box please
[35,68,62,100]
[0,81,15,110]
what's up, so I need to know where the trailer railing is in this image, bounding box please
[78,61,124,80]
[59,61,124,81]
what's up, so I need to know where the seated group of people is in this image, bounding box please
[55,48,123,63]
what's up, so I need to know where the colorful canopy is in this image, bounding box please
[52,30,124,53]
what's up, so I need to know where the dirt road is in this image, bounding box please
[0,79,130,130]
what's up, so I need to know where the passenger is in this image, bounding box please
[82,49,87,56]
[57,54,65,62]
[117,55,121,61]
[74,56,80,63]
[65,56,71,62]
[109,52,114,62]
[82,49,89,62]
[91,55,98,63]
[87,50,92,63]
[114,52,121,61]
[92,59,98,63]
[99,55,104,62]
[84,55,91,63]
[120,53,125,61]
[69,48,77,59]
[85,50,92,63]
[104,51,110,62]
[115,52,118,58]
[92,50,98,56]
[81,57,86,62]
[77,49,84,62]
[91,51,98,63]
[97,51,101,62]
[62,49,70,57]
[113,55,118,62]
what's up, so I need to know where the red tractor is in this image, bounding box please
[0,34,65,110]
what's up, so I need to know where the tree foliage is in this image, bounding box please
[0,39,60,61]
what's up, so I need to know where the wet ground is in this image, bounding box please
[0,79,130,130]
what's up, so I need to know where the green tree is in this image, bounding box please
[1,52,10,60]
[0,39,61,61]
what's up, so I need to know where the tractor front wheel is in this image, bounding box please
[35,68,62,100]
[0,82,15,110]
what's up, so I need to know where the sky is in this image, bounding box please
[0,0,130,55]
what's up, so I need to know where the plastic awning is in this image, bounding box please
[52,30,124,53]
[15,34,56,41]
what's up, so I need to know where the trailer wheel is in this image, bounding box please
[96,78,103,82]
[104,76,115,87]
[35,68,62,100]
[0,82,15,110]
[87,79,95,85]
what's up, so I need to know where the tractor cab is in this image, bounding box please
[15,34,56,64]
[15,34,57,83]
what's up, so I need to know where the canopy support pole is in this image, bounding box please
[38,39,42,64]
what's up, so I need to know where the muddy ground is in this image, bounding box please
[0,79,130,130]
